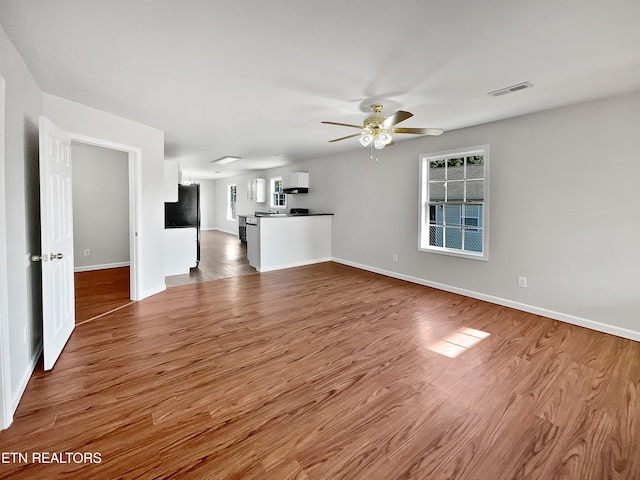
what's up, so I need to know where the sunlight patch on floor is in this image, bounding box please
[427,327,490,358]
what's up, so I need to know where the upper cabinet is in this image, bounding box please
[283,172,309,194]
[248,178,267,203]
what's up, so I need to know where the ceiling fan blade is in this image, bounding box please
[321,121,363,129]
[328,133,362,143]
[383,110,413,127]
[394,127,444,136]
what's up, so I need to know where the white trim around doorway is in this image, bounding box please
[0,75,12,429]
[68,133,143,301]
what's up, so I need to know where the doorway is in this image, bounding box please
[71,143,132,323]
[68,133,142,304]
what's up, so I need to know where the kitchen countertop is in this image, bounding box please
[239,213,334,217]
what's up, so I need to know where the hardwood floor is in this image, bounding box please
[74,267,131,323]
[165,230,257,287]
[1,262,638,479]
[75,231,254,322]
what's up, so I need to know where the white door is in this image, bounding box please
[38,116,75,370]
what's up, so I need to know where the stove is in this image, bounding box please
[289,208,309,215]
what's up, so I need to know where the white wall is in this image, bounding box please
[0,23,43,421]
[42,93,166,299]
[71,143,129,270]
[215,174,269,235]
[197,179,217,230]
[0,24,168,427]
[216,91,640,339]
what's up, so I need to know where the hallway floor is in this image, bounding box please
[165,229,257,287]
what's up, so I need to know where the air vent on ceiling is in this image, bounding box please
[487,81,533,97]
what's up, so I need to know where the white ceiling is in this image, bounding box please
[1,0,639,178]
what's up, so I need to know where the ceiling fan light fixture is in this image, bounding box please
[379,132,393,145]
[322,103,444,155]
[359,134,373,147]
[374,137,386,149]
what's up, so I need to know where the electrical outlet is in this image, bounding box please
[517,276,528,288]
[84,249,91,256]
[392,254,398,262]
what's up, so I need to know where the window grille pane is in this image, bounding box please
[464,204,479,217]
[447,181,464,201]
[430,204,444,225]
[429,225,443,246]
[447,157,465,180]
[444,204,462,227]
[464,204,482,229]
[429,182,445,202]
[430,159,446,181]
[466,180,484,201]
[466,155,484,179]
[464,228,483,252]
[445,227,463,249]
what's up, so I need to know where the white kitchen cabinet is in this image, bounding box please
[247,221,259,268]
[247,178,266,203]
[164,227,197,276]
[283,172,309,193]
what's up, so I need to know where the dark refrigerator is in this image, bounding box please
[165,184,200,264]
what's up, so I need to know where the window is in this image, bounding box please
[419,145,488,260]
[270,177,286,208]
[227,184,237,220]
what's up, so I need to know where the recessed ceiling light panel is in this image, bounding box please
[211,156,241,165]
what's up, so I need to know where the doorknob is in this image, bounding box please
[50,253,64,260]
[31,254,48,262]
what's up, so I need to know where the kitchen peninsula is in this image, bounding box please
[245,213,333,272]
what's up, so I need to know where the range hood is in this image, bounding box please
[283,172,309,194]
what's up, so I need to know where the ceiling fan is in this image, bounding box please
[322,103,444,150]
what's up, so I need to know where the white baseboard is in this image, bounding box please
[211,227,237,236]
[74,261,130,273]
[332,257,640,343]
[141,284,166,300]
[258,257,333,273]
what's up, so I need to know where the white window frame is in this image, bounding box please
[270,177,286,209]
[419,145,489,261]
[227,184,237,221]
